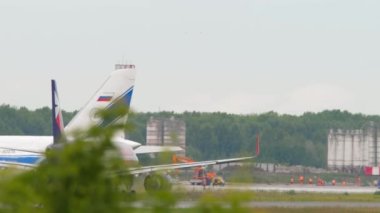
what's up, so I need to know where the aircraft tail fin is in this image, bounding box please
[255,134,260,156]
[64,64,136,134]
[51,79,65,144]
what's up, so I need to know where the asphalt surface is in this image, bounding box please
[169,182,380,208]
[178,182,380,194]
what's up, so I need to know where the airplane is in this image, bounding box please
[0,64,181,165]
[0,64,259,192]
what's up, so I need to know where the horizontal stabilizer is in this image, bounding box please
[0,161,37,169]
[0,147,45,154]
[133,145,183,154]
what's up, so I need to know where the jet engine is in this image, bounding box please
[143,173,172,192]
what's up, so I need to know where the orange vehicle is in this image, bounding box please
[172,154,224,186]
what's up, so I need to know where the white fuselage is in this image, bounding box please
[0,136,51,164]
[0,136,140,164]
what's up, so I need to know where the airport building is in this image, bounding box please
[146,116,186,154]
[327,122,380,170]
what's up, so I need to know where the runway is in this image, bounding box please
[168,182,380,208]
[177,182,380,194]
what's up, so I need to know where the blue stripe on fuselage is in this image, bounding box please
[0,156,41,164]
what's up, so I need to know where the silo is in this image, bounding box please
[335,129,345,168]
[146,116,186,154]
[327,129,336,168]
[327,122,380,170]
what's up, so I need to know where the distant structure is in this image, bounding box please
[328,122,380,170]
[146,116,186,154]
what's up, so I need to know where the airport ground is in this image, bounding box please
[127,185,380,212]
[176,164,380,187]
[3,166,380,212]
[138,167,380,211]
[121,174,380,212]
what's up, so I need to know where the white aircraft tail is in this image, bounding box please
[64,64,136,134]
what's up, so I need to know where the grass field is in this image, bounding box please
[251,191,380,202]
[172,190,380,202]
[127,207,380,213]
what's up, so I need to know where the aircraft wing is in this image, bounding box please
[124,133,260,175]
[0,155,254,173]
[133,145,183,154]
[0,155,254,174]
[0,145,183,155]
[121,156,255,175]
[0,146,45,154]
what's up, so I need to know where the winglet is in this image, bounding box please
[51,80,65,144]
[256,134,260,156]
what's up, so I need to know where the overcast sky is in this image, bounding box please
[0,0,379,115]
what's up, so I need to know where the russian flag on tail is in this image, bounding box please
[97,96,113,102]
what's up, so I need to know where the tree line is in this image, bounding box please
[1,104,380,168]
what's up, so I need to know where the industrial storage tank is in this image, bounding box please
[328,123,380,170]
